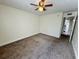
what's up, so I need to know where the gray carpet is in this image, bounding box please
[0,33,75,59]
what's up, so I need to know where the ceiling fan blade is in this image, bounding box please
[45,4,53,7]
[30,3,38,6]
[35,8,38,10]
[43,8,46,11]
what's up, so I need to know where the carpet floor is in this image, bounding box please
[0,33,75,59]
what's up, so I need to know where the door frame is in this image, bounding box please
[69,16,78,42]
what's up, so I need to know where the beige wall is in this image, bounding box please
[72,20,78,59]
[0,5,40,46]
[40,12,63,38]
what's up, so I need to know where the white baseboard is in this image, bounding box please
[0,33,39,47]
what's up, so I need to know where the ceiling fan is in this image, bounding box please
[30,0,53,12]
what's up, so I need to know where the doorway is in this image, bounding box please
[61,11,77,42]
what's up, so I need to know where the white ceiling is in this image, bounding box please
[0,0,78,15]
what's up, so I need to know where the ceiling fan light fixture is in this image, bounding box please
[30,0,53,12]
[38,6,43,12]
